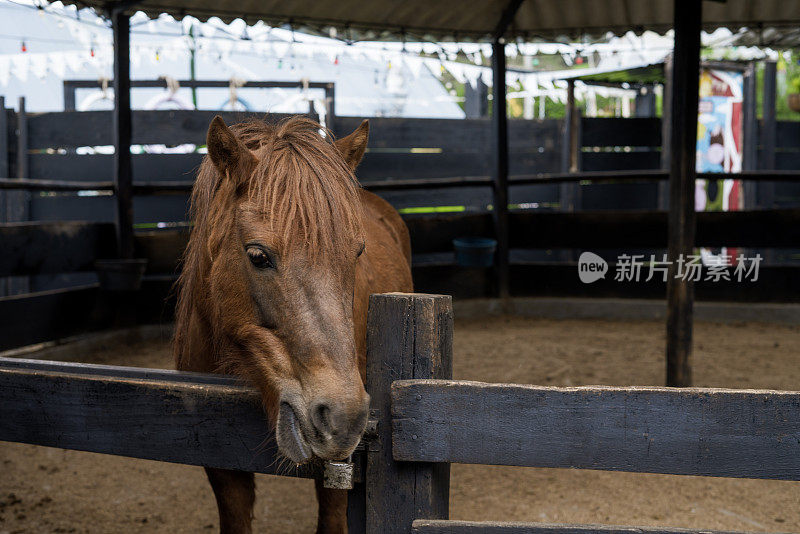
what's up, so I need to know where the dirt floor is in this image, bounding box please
[1,316,799,533]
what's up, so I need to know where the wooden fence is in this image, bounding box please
[2,293,799,533]
[1,105,799,349]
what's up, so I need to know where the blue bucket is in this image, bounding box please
[453,237,497,267]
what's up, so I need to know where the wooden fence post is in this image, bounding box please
[358,293,453,534]
[665,0,701,388]
[112,9,134,260]
[7,97,30,295]
[491,38,510,299]
[658,53,673,211]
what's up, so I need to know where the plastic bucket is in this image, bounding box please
[95,259,148,291]
[453,237,497,267]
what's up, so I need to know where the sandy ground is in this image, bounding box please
[1,316,799,533]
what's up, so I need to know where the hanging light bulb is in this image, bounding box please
[90,45,95,57]
[334,55,339,65]
[21,41,27,53]
[156,48,161,61]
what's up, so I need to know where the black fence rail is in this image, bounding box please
[2,293,798,533]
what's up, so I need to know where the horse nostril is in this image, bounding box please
[311,402,334,437]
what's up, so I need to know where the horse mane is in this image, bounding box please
[173,116,364,367]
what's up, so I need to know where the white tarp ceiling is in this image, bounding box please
[55,0,800,41]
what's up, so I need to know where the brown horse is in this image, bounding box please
[173,116,412,533]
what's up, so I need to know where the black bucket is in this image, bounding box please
[95,259,148,291]
[453,237,497,267]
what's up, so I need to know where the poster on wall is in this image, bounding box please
[695,68,745,264]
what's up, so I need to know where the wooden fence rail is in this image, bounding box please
[391,380,800,480]
[410,520,762,534]
[0,356,336,480]
[4,208,799,278]
[0,293,796,534]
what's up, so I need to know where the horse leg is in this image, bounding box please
[315,479,348,534]
[205,467,256,534]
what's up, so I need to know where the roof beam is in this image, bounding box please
[494,0,525,40]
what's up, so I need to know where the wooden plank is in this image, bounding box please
[412,265,492,299]
[508,183,559,207]
[559,81,581,215]
[29,194,189,224]
[132,214,490,275]
[0,284,104,351]
[358,151,558,181]
[581,151,661,172]
[29,194,114,222]
[0,221,116,276]
[112,11,134,259]
[411,519,760,534]
[0,357,237,386]
[742,63,758,174]
[27,150,557,184]
[666,0,701,387]
[135,228,190,273]
[0,361,334,479]
[29,153,203,182]
[29,113,560,152]
[406,213,493,254]
[511,170,800,186]
[492,38,510,298]
[392,380,800,480]
[0,276,177,351]
[27,110,296,148]
[0,97,9,297]
[512,209,667,249]
[333,117,561,152]
[130,209,799,277]
[659,55,673,211]
[376,186,492,211]
[579,183,658,211]
[508,208,800,249]
[508,264,800,303]
[0,178,114,191]
[366,176,492,190]
[774,121,800,149]
[363,294,453,533]
[581,117,661,148]
[8,97,30,295]
[760,63,778,212]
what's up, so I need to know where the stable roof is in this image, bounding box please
[60,1,800,41]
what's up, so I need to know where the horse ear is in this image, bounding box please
[335,119,369,171]
[206,116,256,182]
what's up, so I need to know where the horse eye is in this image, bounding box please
[356,242,366,257]
[246,247,274,269]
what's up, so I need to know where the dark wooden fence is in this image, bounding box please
[1,105,799,350]
[2,293,798,533]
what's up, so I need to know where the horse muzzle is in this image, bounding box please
[276,392,369,464]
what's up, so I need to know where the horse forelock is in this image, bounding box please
[193,116,364,255]
[246,117,364,255]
